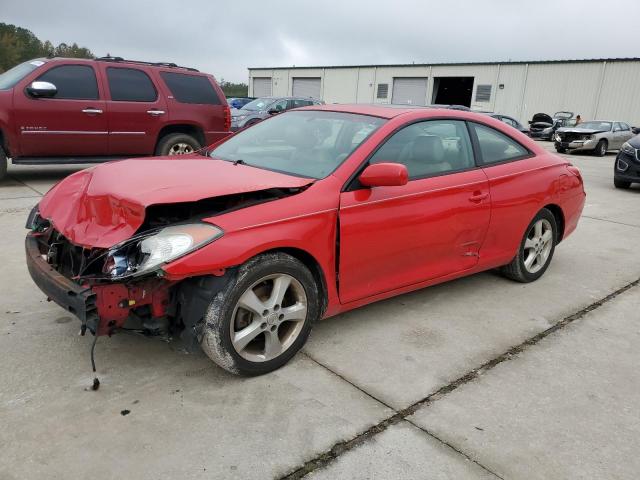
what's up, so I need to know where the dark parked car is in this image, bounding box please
[614,133,640,189]
[227,97,255,109]
[529,111,576,140]
[484,113,530,135]
[0,56,231,179]
[231,96,324,131]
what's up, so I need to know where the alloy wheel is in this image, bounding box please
[523,218,553,274]
[230,273,307,362]
[168,142,194,155]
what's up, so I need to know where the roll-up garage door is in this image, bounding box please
[292,77,321,99]
[253,77,272,97]
[391,77,428,105]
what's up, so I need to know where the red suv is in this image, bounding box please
[0,56,231,179]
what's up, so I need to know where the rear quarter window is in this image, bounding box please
[160,72,221,105]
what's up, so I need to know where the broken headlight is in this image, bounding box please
[103,223,223,279]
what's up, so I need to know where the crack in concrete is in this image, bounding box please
[7,175,46,196]
[582,215,640,229]
[280,277,640,479]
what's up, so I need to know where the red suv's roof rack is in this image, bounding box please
[95,56,199,72]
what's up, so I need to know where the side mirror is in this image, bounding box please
[26,81,57,98]
[359,163,408,187]
[268,107,282,115]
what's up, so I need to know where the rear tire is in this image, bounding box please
[0,146,7,181]
[501,208,557,283]
[614,178,631,189]
[595,139,607,157]
[155,133,201,156]
[200,252,320,376]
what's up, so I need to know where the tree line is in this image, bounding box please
[0,22,94,73]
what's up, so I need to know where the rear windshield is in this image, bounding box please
[160,72,221,105]
[241,97,274,111]
[0,60,44,90]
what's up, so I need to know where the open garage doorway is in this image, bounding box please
[432,77,474,107]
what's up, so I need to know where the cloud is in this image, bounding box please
[2,0,639,82]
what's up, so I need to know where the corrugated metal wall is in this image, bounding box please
[249,60,640,125]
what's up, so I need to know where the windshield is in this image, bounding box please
[210,110,385,179]
[577,121,612,131]
[0,60,44,90]
[241,97,275,111]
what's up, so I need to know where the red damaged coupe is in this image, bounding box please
[25,105,585,375]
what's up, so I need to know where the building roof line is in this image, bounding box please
[248,57,640,71]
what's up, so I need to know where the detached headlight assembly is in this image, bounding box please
[103,223,223,279]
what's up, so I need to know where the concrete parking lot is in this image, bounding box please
[1,144,639,480]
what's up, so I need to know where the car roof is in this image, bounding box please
[41,56,201,73]
[303,103,480,119]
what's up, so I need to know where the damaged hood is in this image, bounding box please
[38,157,314,248]
[556,127,608,134]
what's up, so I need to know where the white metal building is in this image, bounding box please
[248,58,640,125]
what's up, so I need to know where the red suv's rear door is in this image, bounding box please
[13,62,107,157]
[99,65,167,155]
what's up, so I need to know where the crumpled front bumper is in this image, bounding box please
[25,234,99,332]
[26,233,174,336]
[555,138,597,152]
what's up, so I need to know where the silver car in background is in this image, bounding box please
[554,120,635,156]
[230,96,324,131]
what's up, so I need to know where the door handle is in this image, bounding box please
[147,109,165,116]
[82,108,103,114]
[469,192,489,203]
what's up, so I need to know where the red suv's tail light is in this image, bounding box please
[223,105,231,132]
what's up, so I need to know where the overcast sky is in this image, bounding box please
[3,0,639,82]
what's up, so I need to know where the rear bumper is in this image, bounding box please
[25,234,99,332]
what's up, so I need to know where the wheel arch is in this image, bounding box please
[156,123,205,149]
[255,247,329,317]
[542,203,565,242]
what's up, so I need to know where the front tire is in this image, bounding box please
[501,208,557,283]
[614,178,631,189]
[0,145,7,181]
[555,147,567,154]
[155,133,201,156]
[595,139,607,157]
[200,253,320,375]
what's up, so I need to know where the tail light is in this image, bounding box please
[566,163,582,181]
[223,105,231,132]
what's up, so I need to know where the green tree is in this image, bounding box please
[0,22,94,73]
[219,79,249,97]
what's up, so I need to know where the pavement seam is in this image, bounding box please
[7,175,46,196]
[279,277,640,480]
[403,419,505,479]
[582,215,640,229]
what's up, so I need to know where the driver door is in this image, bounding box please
[338,119,491,304]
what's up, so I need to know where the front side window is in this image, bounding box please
[241,97,274,111]
[292,99,313,108]
[271,99,288,112]
[501,117,516,127]
[370,120,474,179]
[472,123,529,165]
[210,110,385,179]
[160,72,220,105]
[36,65,98,100]
[107,67,157,102]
